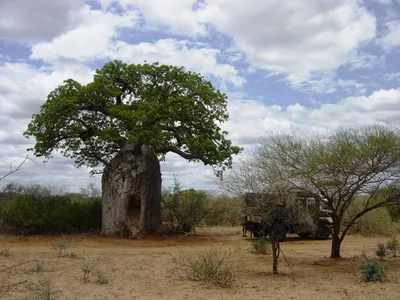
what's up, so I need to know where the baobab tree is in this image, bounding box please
[24,61,241,237]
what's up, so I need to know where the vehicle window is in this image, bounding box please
[306,198,316,209]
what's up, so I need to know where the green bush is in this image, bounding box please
[204,196,244,226]
[343,200,398,236]
[52,241,70,257]
[172,248,236,288]
[375,243,386,260]
[360,254,388,282]
[162,185,210,233]
[25,277,58,300]
[251,237,271,254]
[0,192,102,235]
[385,237,399,257]
[387,204,400,222]
[1,195,46,234]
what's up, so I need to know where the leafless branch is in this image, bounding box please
[0,155,35,181]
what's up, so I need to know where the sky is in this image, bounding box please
[0,0,400,193]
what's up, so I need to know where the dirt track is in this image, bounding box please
[1,227,399,300]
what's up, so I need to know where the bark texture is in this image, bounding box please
[272,242,280,274]
[330,225,342,258]
[101,144,162,237]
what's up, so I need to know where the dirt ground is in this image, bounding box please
[1,227,399,300]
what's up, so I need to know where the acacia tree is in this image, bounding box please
[24,61,241,236]
[218,159,309,274]
[255,125,400,258]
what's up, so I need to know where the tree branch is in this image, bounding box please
[155,146,194,160]
[0,155,35,181]
[339,192,400,241]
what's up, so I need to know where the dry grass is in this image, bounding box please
[0,229,399,299]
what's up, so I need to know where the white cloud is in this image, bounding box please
[0,62,93,147]
[108,0,206,36]
[197,0,376,87]
[0,0,86,42]
[384,72,400,81]
[108,39,244,86]
[1,0,400,193]
[29,5,242,87]
[380,20,400,50]
[2,62,400,191]
[30,6,138,62]
[338,79,367,95]
[223,89,400,148]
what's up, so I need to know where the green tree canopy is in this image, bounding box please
[24,61,242,174]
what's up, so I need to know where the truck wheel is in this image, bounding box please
[315,224,331,240]
[253,231,262,238]
[298,232,310,238]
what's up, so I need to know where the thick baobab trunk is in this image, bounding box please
[101,144,162,237]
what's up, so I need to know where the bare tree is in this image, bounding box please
[255,124,400,258]
[213,156,267,197]
[80,182,101,199]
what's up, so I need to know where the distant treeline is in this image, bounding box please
[0,182,244,235]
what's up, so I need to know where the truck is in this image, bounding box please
[242,191,333,241]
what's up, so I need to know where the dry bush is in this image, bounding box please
[375,243,387,260]
[51,241,70,257]
[0,248,11,257]
[171,248,236,288]
[80,260,110,284]
[386,237,399,257]
[251,237,271,255]
[25,277,59,300]
[25,261,45,273]
[360,254,388,283]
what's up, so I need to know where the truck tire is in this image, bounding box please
[298,232,310,238]
[315,223,331,240]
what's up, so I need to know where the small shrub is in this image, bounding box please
[52,241,70,257]
[25,277,58,300]
[360,254,388,282]
[26,261,45,273]
[385,237,399,257]
[80,260,95,282]
[66,252,78,259]
[171,248,236,288]
[0,248,11,257]
[251,238,271,254]
[375,243,387,260]
[80,260,110,284]
[95,270,110,284]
